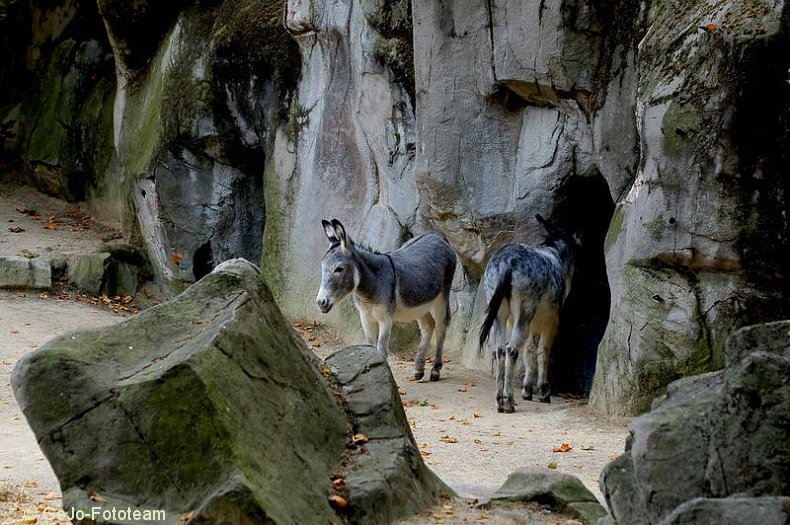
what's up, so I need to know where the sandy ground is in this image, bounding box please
[0,184,629,524]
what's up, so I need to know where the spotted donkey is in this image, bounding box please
[316,219,457,381]
[479,214,579,413]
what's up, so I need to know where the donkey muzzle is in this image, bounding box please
[316,296,333,313]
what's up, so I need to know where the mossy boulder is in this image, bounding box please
[488,467,608,523]
[601,321,790,524]
[13,259,446,524]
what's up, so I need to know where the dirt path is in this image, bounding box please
[387,358,628,502]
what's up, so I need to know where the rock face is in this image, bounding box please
[12,258,445,524]
[99,0,299,291]
[600,321,790,524]
[591,0,790,415]
[0,0,116,204]
[261,0,419,338]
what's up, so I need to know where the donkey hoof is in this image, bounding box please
[522,385,533,401]
[502,398,516,413]
[414,371,425,381]
[538,382,551,403]
[429,368,441,382]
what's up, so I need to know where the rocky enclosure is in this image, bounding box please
[2,0,789,416]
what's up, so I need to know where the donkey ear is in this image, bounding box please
[322,220,340,244]
[331,219,352,253]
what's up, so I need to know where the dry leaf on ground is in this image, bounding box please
[552,443,573,453]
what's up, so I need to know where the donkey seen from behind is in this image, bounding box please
[317,219,457,381]
[479,214,579,413]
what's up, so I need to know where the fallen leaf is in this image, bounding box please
[332,478,346,490]
[352,433,369,445]
[8,226,25,233]
[548,461,558,469]
[179,510,195,522]
[474,439,482,445]
[464,381,476,387]
[457,387,468,393]
[552,443,573,453]
[87,491,106,502]
[447,414,455,421]
[581,445,596,451]
[24,480,38,488]
[398,388,407,395]
[19,517,36,525]
[492,431,501,437]
[328,495,348,510]
[44,492,58,500]
[439,434,458,444]
[704,22,717,32]
[610,452,621,461]
[420,450,432,456]
[473,412,482,418]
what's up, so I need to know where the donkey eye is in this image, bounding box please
[334,267,344,274]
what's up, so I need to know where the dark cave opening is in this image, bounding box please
[549,173,615,396]
[193,242,215,281]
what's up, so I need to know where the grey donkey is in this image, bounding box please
[479,214,580,413]
[316,219,457,381]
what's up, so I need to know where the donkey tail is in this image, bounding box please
[478,268,512,354]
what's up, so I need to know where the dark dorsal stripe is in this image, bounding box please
[384,253,397,305]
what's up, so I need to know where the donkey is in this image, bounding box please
[479,214,579,413]
[316,219,457,381]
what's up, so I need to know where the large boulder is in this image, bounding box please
[13,258,447,523]
[600,321,790,524]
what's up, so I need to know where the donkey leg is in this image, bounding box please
[429,295,449,381]
[494,344,506,412]
[376,317,394,357]
[503,318,529,413]
[522,334,539,401]
[492,314,508,411]
[359,310,379,347]
[414,313,435,380]
[537,333,555,403]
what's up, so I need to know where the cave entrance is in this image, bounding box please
[549,172,615,396]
